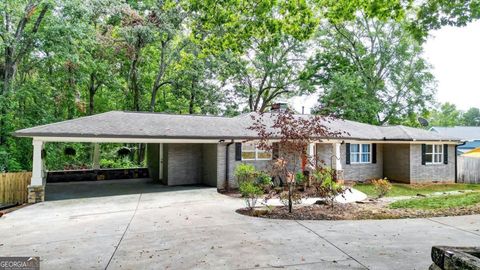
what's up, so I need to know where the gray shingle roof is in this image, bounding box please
[430,126,480,141]
[13,111,459,142]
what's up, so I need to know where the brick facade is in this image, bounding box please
[149,141,457,188]
[409,144,455,183]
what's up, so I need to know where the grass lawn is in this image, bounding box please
[389,192,480,209]
[354,183,480,197]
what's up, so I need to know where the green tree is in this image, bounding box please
[411,0,480,41]
[310,15,435,125]
[430,103,462,127]
[462,108,480,126]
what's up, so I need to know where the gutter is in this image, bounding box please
[225,140,235,192]
[455,141,467,183]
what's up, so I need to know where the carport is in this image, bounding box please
[13,111,244,203]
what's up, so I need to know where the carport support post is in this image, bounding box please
[92,143,100,170]
[28,139,46,203]
[332,142,344,182]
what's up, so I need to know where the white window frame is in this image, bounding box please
[350,143,371,164]
[241,142,272,161]
[425,144,443,165]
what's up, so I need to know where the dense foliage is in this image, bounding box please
[430,103,480,127]
[0,0,478,171]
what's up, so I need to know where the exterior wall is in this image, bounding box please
[383,144,410,183]
[146,143,160,182]
[201,144,218,187]
[216,144,227,189]
[166,144,202,185]
[409,144,456,183]
[315,143,332,166]
[225,143,270,190]
[342,143,383,181]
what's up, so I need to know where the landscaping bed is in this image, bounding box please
[236,198,480,220]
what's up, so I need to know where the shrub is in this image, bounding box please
[256,171,273,192]
[372,178,392,198]
[239,181,264,210]
[311,166,348,208]
[279,191,302,207]
[234,163,257,184]
[295,171,305,185]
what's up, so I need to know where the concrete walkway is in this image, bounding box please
[1,179,480,270]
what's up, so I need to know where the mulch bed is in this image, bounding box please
[236,201,480,220]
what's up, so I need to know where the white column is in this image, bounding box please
[31,139,45,186]
[92,143,100,170]
[332,142,342,170]
[307,143,315,166]
[159,143,164,181]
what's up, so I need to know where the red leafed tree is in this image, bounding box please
[248,110,341,213]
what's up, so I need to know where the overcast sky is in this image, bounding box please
[291,21,480,114]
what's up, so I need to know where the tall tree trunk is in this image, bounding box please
[67,64,76,119]
[131,56,140,112]
[88,73,102,116]
[189,79,196,114]
[128,46,144,163]
[0,2,49,145]
[150,41,167,112]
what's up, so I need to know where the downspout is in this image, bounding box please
[225,140,234,192]
[455,141,467,183]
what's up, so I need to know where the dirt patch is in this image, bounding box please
[236,201,480,220]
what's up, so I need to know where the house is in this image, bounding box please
[430,126,480,155]
[14,110,460,203]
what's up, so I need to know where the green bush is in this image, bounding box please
[100,158,137,169]
[295,171,305,185]
[239,181,264,209]
[312,166,346,208]
[0,149,22,172]
[372,178,392,198]
[234,163,257,183]
[256,171,271,185]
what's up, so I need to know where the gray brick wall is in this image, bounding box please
[316,143,383,181]
[166,144,202,185]
[342,143,383,181]
[383,144,410,183]
[217,143,271,190]
[216,144,226,189]
[201,144,218,187]
[409,144,455,183]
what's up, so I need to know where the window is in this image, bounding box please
[241,142,272,161]
[425,144,443,164]
[350,143,371,164]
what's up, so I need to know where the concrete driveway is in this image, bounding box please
[1,179,480,270]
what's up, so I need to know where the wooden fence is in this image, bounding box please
[0,172,31,204]
[457,157,480,184]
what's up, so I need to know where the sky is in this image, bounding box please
[423,20,480,111]
[291,21,480,114]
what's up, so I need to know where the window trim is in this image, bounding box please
[350,143,371,164]
[241,142,273,161]
[425,144,444,165]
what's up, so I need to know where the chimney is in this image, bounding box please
[270,102,289,112]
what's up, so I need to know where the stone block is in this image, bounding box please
[27,185,45,203]
[430,246,480,270]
